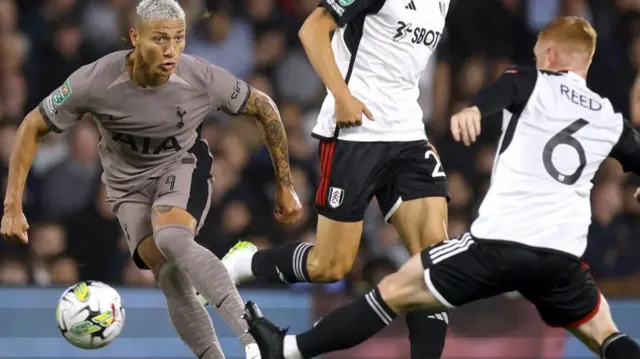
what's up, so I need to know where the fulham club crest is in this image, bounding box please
[328,187,344,208]
[439,1,446,17]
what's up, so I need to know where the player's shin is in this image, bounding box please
[289,287,397,359]
[154,226,256,347]
[601,333,640,359]
[406,309,448,359]
[156,262,224,359]
[251,242,314,284]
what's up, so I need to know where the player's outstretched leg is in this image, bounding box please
[224,240,313,284]
[245,252,445,359]
[136,236,226,359]
[223,216,363,285]
[568,295,640,359]
[151,206,259,356]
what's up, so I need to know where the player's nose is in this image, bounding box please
[164,44,178,58]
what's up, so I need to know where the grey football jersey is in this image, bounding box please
[39,51,250,195]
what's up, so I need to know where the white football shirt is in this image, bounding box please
[313,0,450,142]
[470,67,640,258]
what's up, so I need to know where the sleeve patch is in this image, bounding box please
[53,80,73,105]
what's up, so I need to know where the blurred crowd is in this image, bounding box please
[1,0,640,297]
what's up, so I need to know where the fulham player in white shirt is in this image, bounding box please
[244,16,640,359]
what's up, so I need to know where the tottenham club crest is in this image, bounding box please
[328,187,344,208]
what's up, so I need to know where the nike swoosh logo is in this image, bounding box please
[107,115,130,121]
[215,294,230,308]
[156,190,178,198]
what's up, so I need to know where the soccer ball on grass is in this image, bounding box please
[56,281,125,349]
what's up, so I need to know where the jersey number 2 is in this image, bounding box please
[425,150,446,178]
[542,118,589,185]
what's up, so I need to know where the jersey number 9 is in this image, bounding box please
[542,118,589,185]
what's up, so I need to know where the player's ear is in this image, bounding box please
[129,28,138,47]
[548,46,560,67]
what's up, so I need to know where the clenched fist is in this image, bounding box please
[451,106,482,146]
[274,185,303,224]
[1,209,29,244]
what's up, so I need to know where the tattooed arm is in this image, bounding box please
[240,88,293,188]
[206,63,293,188]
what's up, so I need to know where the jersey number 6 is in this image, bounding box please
[425,150,446,178]
[542,118,589,185]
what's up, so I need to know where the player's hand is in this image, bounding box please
[451,106,482,146]
[1,209,29,244]
[634,188,640,202]
[335,95,374,129]
[274,185,303,224]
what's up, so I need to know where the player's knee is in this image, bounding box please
[378,255,436,314]
[151,205,198,233]
[306,248,352,282]
[137,236,166,272]
[153,225,195,262]
[378,272,413,313]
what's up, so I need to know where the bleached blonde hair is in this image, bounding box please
[136,0,186,21]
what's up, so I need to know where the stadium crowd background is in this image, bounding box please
[1,0,640,300]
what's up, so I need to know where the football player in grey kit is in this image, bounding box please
[0,1,302,358]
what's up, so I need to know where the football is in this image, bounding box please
[56,281,126,349]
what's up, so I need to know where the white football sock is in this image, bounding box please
[283,335,304,359]
[245,343,260,359]
[237,252,256,279]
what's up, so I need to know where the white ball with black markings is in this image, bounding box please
[56,281,125,349]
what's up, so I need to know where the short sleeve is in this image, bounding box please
[319,0,386,27]
[39,65,94,133]
[206,65,251,116]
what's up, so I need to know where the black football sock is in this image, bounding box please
[295,287,397,358]
[251,242,313,284]
[406,309,448,359]
[601,333,640,359]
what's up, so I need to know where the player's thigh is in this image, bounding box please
[113,201,164,271]
[315,139,384,223]
[389,197,448,255]
[422,233,513,309]
[152,140,213,232]
[567,294,618,354]
[520,258,603,331]
[377,141,449,253]
[309,139,386,279]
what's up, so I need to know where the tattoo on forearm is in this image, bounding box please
[242,89,293,187]
[151,205,174,220]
